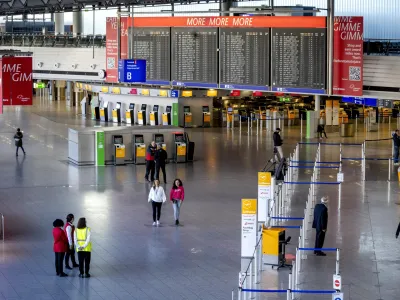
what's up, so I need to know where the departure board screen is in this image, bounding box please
[129,27,171,85]
[271,28,326,94]
[220,28,270,91]
[171,28,218,88]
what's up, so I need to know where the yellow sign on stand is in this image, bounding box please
[241,199,257,257]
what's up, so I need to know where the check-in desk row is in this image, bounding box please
[87,100,212,127]
[112,132,191,165]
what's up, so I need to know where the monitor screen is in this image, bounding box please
[129,103,135,110]
[227,107,233,113]
[153,105,159,112]
[166,106,171,113]
[202,106,209,113]
[141,104,147,110]
[154,135,164,143]
[114,136,123,144]
[116,102,121,109]
[175,134,184,142]
[135,136,144,143]
[184,106,190,113]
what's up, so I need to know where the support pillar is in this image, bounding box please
[314,95,321,118]
[73,8,83,37]
[66,81,73,107]
[54,12,64,35]
[220,0,232,16]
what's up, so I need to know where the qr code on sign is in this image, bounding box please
[107,57,115,69]
[349,66,361,81]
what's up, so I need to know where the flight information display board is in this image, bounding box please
[171,28,218,88]
[129,27,171,85]
[271,28,326,94]
[220,28,270,91]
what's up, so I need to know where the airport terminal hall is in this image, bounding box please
[2,0,400,299]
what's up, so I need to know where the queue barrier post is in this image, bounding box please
[388,158,391,181]
[336,248,340,275]
[287,290,291,300]
[295,248,299,285]
[256,119,259,136]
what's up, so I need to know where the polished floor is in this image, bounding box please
[0,98,399,300]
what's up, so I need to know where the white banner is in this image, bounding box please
[257,172,271,223]
[241,199,257,257]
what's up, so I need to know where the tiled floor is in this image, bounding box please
[0,98,399,299]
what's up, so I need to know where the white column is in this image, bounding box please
[54,12,64,35]
[73,8,83,37]
[315,95,321,116]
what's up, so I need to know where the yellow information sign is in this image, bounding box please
[242,199,257,214]
[258,172,271,186]
[101,86,109,93]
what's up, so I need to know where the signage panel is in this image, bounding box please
[118,59,146,83]
[2,57,33,106]
[220,28,270,91]
[130,27,171,85]
[241,199,257,257]
[342,97,377,107]
[258,172,271,223]
[332,16,363,96]
[106,17,128,83]
[271,28,326,94]
[171,27,218,88]
[129,16,326,28]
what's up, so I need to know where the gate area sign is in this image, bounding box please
[118,59,146,83]
[1,56,33,106]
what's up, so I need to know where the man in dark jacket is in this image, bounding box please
[154,144,168,184]
[393,129,400,165]
[144,141,156,182]
[273,128,283,161]
[312,196,329,256]
[14,128,26,156]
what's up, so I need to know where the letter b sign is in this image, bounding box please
[127,72,132,80]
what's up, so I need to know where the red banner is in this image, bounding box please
[128,16,326,28]
[1,57,33,106]
[332,16,363,96]
[105,17,128,83]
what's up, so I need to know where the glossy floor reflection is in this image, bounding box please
[0,99,399,299]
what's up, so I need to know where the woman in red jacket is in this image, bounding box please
[53,219,68,277]
[170,179,185,225]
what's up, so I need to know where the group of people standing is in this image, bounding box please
[144,141,168,183]
[52,214,92,278]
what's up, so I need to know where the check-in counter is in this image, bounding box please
[68,126,185,165]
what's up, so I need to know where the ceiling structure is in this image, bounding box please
[0,0,264,16]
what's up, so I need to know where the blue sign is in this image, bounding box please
[171,90,179,98]
[220,84,269,91]
[172,81,218,89]
[118,59,146,83]
[271,87,325,94]
[342,97,377,107]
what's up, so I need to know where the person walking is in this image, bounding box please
[74,217,92,278]
[148,179,166,226]
[273,128,284,161]
[64,214,79,270]
[14,128,26,156]
[393,129,400,165]
[312,196,329,256]
[144,141,156,182]
[317,124,328,139]
[170,179,185,225]
[53,219,68,277]
[155,144,168,184]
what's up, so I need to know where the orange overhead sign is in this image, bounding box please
[128,16,326,28]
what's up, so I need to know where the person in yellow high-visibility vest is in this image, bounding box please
[74,217,92,278]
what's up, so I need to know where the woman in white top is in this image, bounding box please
[148,179,166,226]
